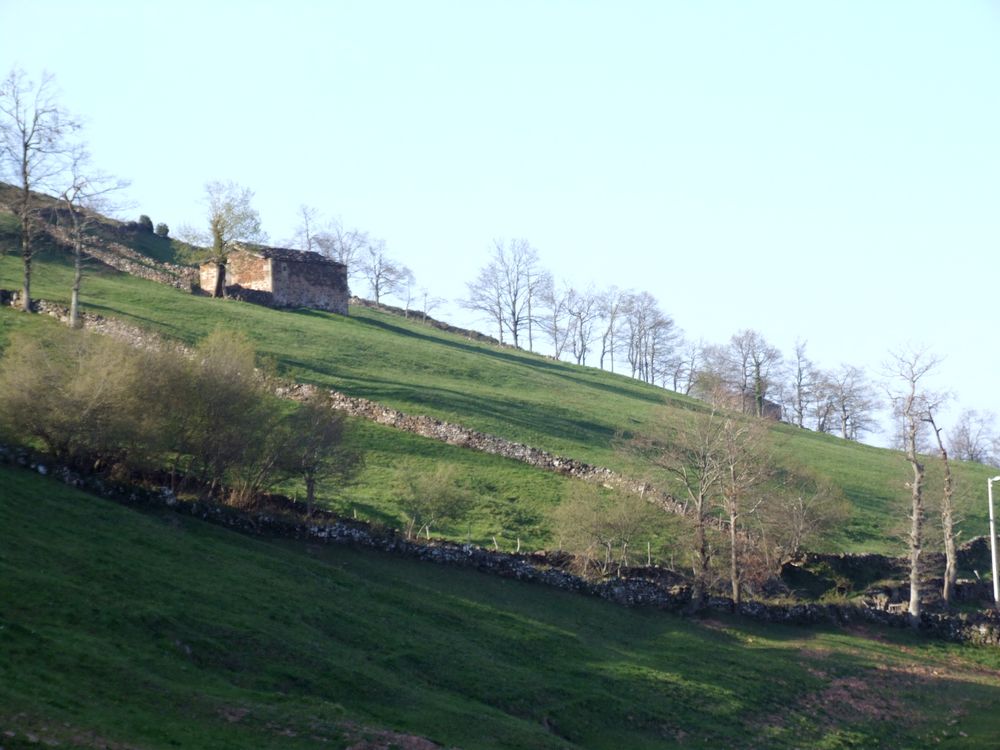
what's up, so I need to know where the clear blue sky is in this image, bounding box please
[3,0,999,447]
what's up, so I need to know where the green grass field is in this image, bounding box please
[2,245,996,554]
[4,466,1000,749]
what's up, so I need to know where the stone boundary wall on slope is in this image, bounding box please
[1,292,178,351]
[4,447,1000,647]
[349,296,502,345]
[276,381,687,517]
[3,292,678,514]
[43,221,198,291]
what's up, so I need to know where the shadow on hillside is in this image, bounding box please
[292,308,674,407]
[287,366,620,450]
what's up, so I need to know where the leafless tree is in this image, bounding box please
[695,331,782,417]
[290,204,320,253]
[597,286,628,372]
[313,217,369,287]
[0,67,79,311]
[731,330,783,418]
[948,409,996,465]
[787,339,818,428]
[623,292,678,385]
[463,260,506,343]
[461,238,540,349]
[361,239,411,304]
[56,145,128,328]
[926,410,959,607]
[634,410,726,608]
[717,417,769,606]
[537,275,571,358]
[418,287,445,322]
[886,346,943,624]
[815,364,879,440]
[669,339,702,395]
[565,286,601,366]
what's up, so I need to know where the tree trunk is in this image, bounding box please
[70,235,83,329]
[305,473,316,518]
[929,416,957,607]
[212,262,226,298]
[729,512,741,607]
[21,252,32,312]
[907,456,924,623]
[690,506,710,610]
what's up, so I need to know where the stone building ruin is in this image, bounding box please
[199,245,349,314]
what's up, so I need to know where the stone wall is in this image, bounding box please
[271,254,349,314]
[226,250,272,292]
[349,296,502,345]
[44,221,198,291]
[275,381,687,517]
[5,446,1000,646]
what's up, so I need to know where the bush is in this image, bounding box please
[155,222,169,237]
[0,327,356,507]
[0,328,143,469]
[137,215,154,233]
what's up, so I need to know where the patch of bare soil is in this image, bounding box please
[341,721,443,750]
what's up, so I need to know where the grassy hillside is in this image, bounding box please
[1,241,997,554]
[4,465,1000,749]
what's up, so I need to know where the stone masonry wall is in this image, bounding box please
[271,257,349,314]
[226,251,272,292]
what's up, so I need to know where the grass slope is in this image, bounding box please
[4,466,1000,749]
[1,244,997,554]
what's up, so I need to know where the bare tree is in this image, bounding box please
[461,238,540,349]
[313,217,369,287]
[56,145,128,328]
[815,364,879,440]
[418,287,445,322]
[926,410,959,607]
[669,339,701,395]
[623,292,677,385]
[597,286,628,372]
[730,330,783,418]
[463,259,505,343]
[635,410,726,608]
[717,417,769,606]
[537,275,571,358]
[886,346,942,624]
[361,239,411,304]
[0,67,79,311]
[788,339,817,428]
[565,286,601,366]
[290,204,320,253]
[949,409,996,464]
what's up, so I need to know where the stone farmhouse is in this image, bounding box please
[199,245,349,314]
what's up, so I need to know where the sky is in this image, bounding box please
[2,0,1000,447]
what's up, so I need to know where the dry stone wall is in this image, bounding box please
[5,445,1000,646]
[45,222,198,291]
[276,381,687,517]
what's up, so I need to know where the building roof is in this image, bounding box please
[231,243,346,268]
